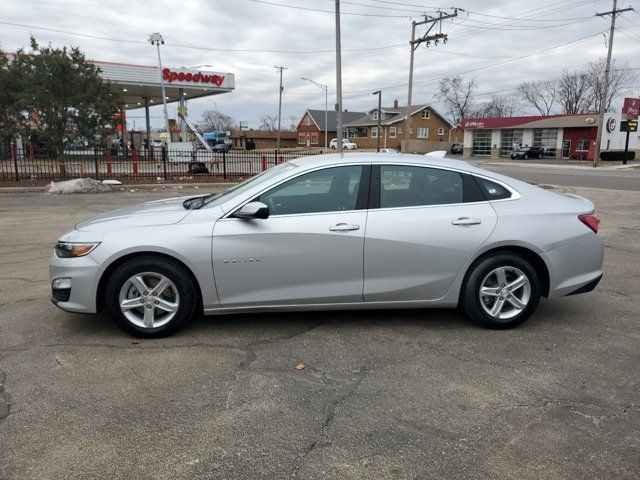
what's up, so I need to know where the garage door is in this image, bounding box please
[472,130,492,156]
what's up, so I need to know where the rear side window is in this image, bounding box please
[475,177,512,200]
[379,165,463,208]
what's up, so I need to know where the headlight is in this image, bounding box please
[54,241,100,258]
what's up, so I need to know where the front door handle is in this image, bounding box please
[452,217,481,226]
[329,223,360,232]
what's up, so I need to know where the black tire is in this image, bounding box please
[105,255,198,337]
[461,253,541,329]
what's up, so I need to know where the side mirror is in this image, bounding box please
[235,201,269,219]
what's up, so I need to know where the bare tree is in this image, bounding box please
[197,110,237,132]
[583,59,636,113]
[437,75,477,123]
[474,94,521,118]
[557,70,595,114]
[259,114,279,131]
[288,115,299,131]
[517,80,558,115]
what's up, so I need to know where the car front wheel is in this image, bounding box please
[461,253,541,329]
[105,255,197,337]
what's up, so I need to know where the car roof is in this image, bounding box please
[289,152,474,171]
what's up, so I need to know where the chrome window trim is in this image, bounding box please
[221,161,522,219]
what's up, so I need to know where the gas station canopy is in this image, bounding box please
[92,60,235,109]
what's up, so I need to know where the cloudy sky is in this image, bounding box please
[2,0,639,129]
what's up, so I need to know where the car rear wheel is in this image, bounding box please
[105,256,197,337]
[461,253,541,329]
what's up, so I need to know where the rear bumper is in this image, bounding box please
[543,234,604,298]
[565,274,602,296]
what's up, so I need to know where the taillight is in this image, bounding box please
[579,213,600,233]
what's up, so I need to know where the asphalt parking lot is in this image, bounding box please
[0,183,639,479]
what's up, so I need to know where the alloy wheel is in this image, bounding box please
[118,272,179,329]
[479,266,531,321]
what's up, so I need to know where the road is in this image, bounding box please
[469,159,640,191]
[1,185,639,479]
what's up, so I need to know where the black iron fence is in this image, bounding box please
[0,146,325,183]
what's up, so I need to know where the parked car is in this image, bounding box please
[51,153,603,337]
[212,143,230,153]
[510,147,545,160]
[450,143,464,154]
[379,148,398,154]
[330,138,357,150]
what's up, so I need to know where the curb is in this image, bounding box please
[0,182,237,194]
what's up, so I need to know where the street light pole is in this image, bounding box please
[301,78,328,149]
[372,90,382,152]
[148,33,171,140]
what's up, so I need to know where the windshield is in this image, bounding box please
[203,161,298,208]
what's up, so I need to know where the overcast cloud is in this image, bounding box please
[2,0,639,129]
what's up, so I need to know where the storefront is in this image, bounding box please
[461,112,639,160]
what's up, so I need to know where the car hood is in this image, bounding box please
[75,196,195,232]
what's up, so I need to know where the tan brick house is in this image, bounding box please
[344,100,462,152]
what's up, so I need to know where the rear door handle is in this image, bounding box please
[329,223,360,232]
[451,217,481,226]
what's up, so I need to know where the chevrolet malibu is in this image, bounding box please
[50,153,603,337]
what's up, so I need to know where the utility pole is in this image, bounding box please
[404,10,457,153]
[592,0,634,167]
[275,65,287,152]
[372,90,382,152]
[335,0,344,155]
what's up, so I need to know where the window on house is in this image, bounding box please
[298,134,306,145]
[576,140,590,151]
[371,127,379,138]
[372,110,379,120]
[417,128,428,138]
[437,128,445,135]
[422,110,430,119]
[305,116,311,126]
[389,127,397,138]
[311,133,318,145]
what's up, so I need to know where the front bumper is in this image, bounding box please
[49,251,102,313]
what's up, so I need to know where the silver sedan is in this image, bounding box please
[50,153,604,337]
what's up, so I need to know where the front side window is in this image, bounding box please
[259,166,364,215]
[379,165,463,208]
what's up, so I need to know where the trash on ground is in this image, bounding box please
[45,178,111,194]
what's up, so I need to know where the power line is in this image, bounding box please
[341,29,608,96]
[0,20,404,55]
[246,0,422,17]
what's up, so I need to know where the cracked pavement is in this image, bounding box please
[0,185,639,479]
